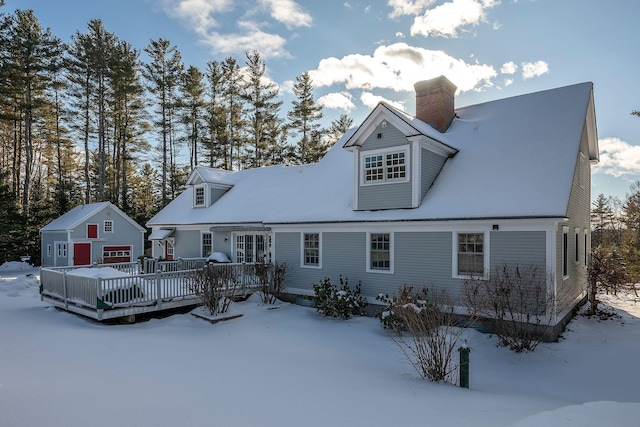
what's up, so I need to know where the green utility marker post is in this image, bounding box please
[459,346,470,388]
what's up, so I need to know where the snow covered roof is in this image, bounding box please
[147,82,597,227]
[41,202,146,233]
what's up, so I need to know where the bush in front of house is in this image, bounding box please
[253,262,288,305]
[312,276,367,320]
[384,286,471,384]
[188,264,240,316]
[463,263,552,352]
[376,285,430,332]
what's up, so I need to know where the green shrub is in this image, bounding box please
[312,276,367,320]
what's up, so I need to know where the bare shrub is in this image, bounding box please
[188,264,240,316]
[254,262,287,305]
[376,285,429,331]
[464,263,553,352]
[588,245,632,316]
[387,287,471,383]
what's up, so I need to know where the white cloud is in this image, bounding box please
[201,21,290,58]
[260,0,312,29]
[160,0,233,35]
[410,0,498,38]
[160,0,306,58]
[503,78,514,86]
[318,92,356,112]
[521,60,549,79]
[308,42,496,93]
[500,61,517,75]
[360,92,406,110]
[594,137,640,178]
[388,0,436,18]
[396,31,406,38]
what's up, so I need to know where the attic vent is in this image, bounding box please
[377,133,382,139]
[381,120,387,128]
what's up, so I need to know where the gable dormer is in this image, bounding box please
[344,77,458,211]
[186,167,234,208]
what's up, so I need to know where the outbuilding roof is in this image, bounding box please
[41,202,146,233]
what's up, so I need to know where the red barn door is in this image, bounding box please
[74,243,91,266]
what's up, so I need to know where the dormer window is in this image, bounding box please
[361,146,409,186]
[194,186,205,207]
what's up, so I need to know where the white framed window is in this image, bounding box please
[367,232,393,273]
[56,243,67,258]
[361,146,409,185]
[562,226,569,279]
[194,186,205,207]
[47,244,52,257]
[454,232,487,278]
[104,220,114,233]
[302,233,321,268]
[202,232,212,257]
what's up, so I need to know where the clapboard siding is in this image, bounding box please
[490,231,546,269]
[421,148,447,200]
[555,128,591,313]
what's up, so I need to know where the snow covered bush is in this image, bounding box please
[253,262,287,304]
[188,264,240,316]
[463,263,552,352]
[312,276,367,320]
[387,287,470,383]
[376,285,430,331]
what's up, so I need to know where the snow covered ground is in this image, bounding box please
[1,261,639,426]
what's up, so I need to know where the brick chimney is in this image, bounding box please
[414,75,457,133]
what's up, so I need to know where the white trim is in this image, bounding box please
[359,145,410,187]
[300,232,322,269]
[574,227,581,265]
[411,141,421,207]
[103,219,114,233]
[352,149,359,210]
[452,231,490,280]
[366,232,394,274]
[87,223,99,239]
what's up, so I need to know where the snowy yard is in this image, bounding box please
[1,261,639,426]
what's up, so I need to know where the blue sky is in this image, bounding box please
[7,0,640,201]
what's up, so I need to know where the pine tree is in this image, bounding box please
[204,60,227,168]
[242,50,283,168]
[6,9,63,215]
[326,113,354,144]
[287,71,323,164]
[143,38,183,205]
[0,170,24,264]
[180,65,205,170]
[221,57,244,170]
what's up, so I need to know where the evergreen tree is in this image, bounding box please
[242,50,283,168]
[204,60,227,168]
[0,170,23,264]
[221,57,244,170]
[143,38,183,205]
[6,9,63,214]
[287,71,323,164]
[326,113,354,144]
[180,65,205,170]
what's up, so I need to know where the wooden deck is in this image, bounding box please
[40,260,262,321]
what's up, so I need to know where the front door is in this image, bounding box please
[74,243,91,266]
[165,240,174,261]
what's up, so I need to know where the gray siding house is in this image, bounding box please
[147,76,599,333]
[41,202,146,267]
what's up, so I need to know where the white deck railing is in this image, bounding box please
[40,262,262,320]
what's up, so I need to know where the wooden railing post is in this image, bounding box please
[156,269,162,309]
[63,271,68,311]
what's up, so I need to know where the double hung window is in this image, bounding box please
[361,147,409,185]
[457,233,484,276]
[369,233,391,271]
[303,233,320,267]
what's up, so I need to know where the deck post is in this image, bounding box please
[156,270,162,309]
[63,271,68,311]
